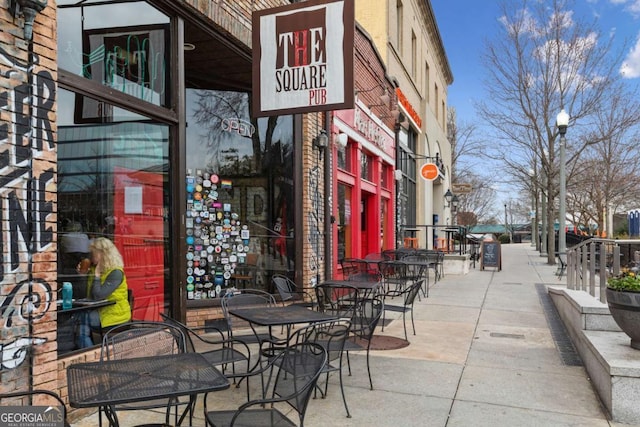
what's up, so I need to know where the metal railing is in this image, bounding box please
[398,225,468,255]
[566,238,640,302]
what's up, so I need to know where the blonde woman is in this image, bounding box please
[75,237,131,348]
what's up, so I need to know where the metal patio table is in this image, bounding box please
[321,279,383,299]
[67,352,229,427]
[229,305,340,358]
[229,304,339,329]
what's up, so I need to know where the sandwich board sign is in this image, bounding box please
[481,240,501,271]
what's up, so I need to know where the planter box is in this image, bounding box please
[549,286,640,424]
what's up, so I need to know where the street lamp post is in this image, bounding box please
[540,150,548,256]
[529,168,536,248]
[556,109,570,257]
[504,203,509,242]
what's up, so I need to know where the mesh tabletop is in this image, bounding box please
[321,279,382,291]
[229,305,338,327]
[67,353,229,408]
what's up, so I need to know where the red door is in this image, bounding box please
[113,167,165,321]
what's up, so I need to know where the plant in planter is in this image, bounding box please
[606,268,640,349]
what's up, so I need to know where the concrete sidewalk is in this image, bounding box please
[72,243,632,426]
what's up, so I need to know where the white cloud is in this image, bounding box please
[630,0,640,14]
[620,35,640,78]
[610,0,640,16]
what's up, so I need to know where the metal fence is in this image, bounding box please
[398,225,469,255]
[566,238,640,302]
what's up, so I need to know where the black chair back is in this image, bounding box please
[315,283,360,319]
[351,297,384,341]
[100,321,187,361]
[272,274,296,302]
[272,343,328,421]
[221,289,277,343]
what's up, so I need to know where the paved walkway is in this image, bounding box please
[71,243,633,426]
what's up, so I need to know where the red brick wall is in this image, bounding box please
[0,0,58,397]
[354,26,396,130]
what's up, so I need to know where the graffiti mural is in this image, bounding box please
[307,166,321,273]
[0,45,56,369]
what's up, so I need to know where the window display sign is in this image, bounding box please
[185,170,250,299]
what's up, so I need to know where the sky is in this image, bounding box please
[431,0,640,125]
[430,0,640,218]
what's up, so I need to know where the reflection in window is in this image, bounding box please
[57,87,169,327]
[57,1,170,107]
[360,152,373,181]
[185,89,295,296]
[381,198,388,250]
[337,184,352,262]
[337,141,351,172]
[381,164,390,189]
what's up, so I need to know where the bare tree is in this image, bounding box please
[447,107,484,180]
[454,170,497,227]
[569,92,640,234]
[478,0,638,264]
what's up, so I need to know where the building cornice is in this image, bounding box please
[419,0,453,85]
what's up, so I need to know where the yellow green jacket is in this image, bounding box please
[87,267,131,327]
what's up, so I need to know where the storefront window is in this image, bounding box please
[360,152,374,182]
[381,164,390,189]
[184,89,294,298]
[57,87,170,353]
[57,1,170,107]
[337,184,352,262]
[381,198,388,249]
[337,142,351,172]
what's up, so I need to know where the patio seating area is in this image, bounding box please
[68,244,619,427]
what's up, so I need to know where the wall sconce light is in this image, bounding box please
[445,189,459,209]
[10,0,47,41]
[379,88,390,105]
[313,129,328,149]
[313,129,328,161]
[336,132,349,149]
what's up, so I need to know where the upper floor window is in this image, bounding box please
[425,61,430,104]
[411,31,417,78]
[337,140,352,173]
[57,1,171,108]
[360,152,374,182]
[435,83,439,121]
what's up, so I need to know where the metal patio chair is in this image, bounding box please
[204,342,327,427]
[220,289,278,346]
[343,297,384,390]
[159,313,252,399]
[99,321,191,427]
[272,274,316,309]
[381,279,424,341]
